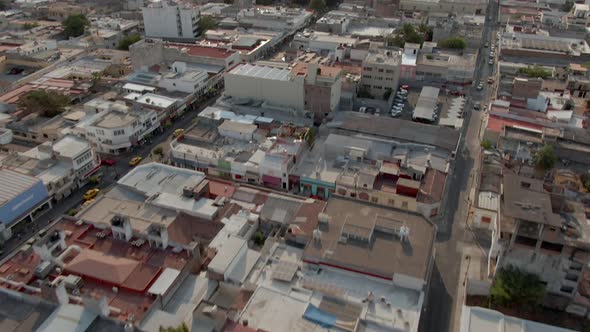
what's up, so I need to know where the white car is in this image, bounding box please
[488,59,494,65]
[359,106,366,113]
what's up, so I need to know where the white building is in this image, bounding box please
[142,1,200,40]
[75,100,159,154]
[237,7,312,32]
[224,63,305,111]
[158,62,209,95]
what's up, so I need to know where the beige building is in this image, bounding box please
[360,49,402,99]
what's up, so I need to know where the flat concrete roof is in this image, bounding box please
[303,196,435,281]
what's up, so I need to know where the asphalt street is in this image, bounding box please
[418,1,499,331]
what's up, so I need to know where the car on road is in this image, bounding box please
[476,83,484,91]
[473,103,481,110]
[129,156,142,166]
[488,59,494,65]
[83,188,100,201]
[100,159,116,166]
[173,128,185,138]
[484,42,488,48]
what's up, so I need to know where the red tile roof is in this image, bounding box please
[166,43,236,59]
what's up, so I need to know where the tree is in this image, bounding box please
[117,33,141,50]
[357,86,372,98]
[198,16,218,34]
[253,232,265,246]
[310,0,326,13]
[438,37,467,49]
[23,22,39,30]
[533,144,557,171]
[305,127,317,147]
[0,0,7,10]
[480,140,492,150]
[418,23,433,42]
[562,0,574,12]
[385,34,405,48]
[518,66,551,79]
[153,146,164,156]
[18,90,70,117]
[62,14,89,38]
[490,265,545,310]
[91,71,102,85]
[386,23,424,48]
[159,323,189,332]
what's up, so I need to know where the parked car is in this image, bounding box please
[129,156,142,166]
[83,188,100,201]
[484,42,489,48]
[473,103,481,110]
[476,83,484,91]
[173,128,185,138]
[488,59,494,65]
[100,159,116,166]
[359,106,367,113]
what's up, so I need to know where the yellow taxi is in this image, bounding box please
[83,188,100,201]
[129,156,142,166]
[173,128,185,138]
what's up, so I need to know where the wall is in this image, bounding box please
[393,273,424,291]
[466,278,491,296]
[224,70,304,110]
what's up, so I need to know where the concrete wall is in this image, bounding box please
[466,278,491,296]
[224,71,304,110]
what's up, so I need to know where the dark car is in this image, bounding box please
[100,159,116,166]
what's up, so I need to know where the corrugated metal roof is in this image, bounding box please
[0,168,39,205]
[148,268,180,295]
[230,64,290,81]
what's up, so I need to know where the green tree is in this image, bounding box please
[490,265,545,309]
[253,232,265,246]
[518,66,551,79]
[23,22,39,30]
[117,33,141,50]
[385,34,405,48]
[18,90,70,117]
[438,37,467,49]
[153,146,164,156]
[533,144,557,171]
[0,0,7,10]
[418,23,433,41]
[159,323,189,332]
[562,0,574,12]
[310,0,326,13]
[383,88,392,100]
[305,127,317,147]
[198,16,218,34]
[62,14,89,38]
[480,140,492,150]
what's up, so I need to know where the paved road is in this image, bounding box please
[0,95,218,260]
[419,1,499,331]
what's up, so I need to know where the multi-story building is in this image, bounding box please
[224,63,305,111]
[142,1,200,41]
[73,99,159,155]
[292,62,343,123]
[129,38,239,74]
[236,6,312,32]
[1,135,100,201]
[360,49,402,99]
[472,161,590,316]
[415,48,477,89]
[0,168,51,237]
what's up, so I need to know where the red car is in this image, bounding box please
[100,159,116,166]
